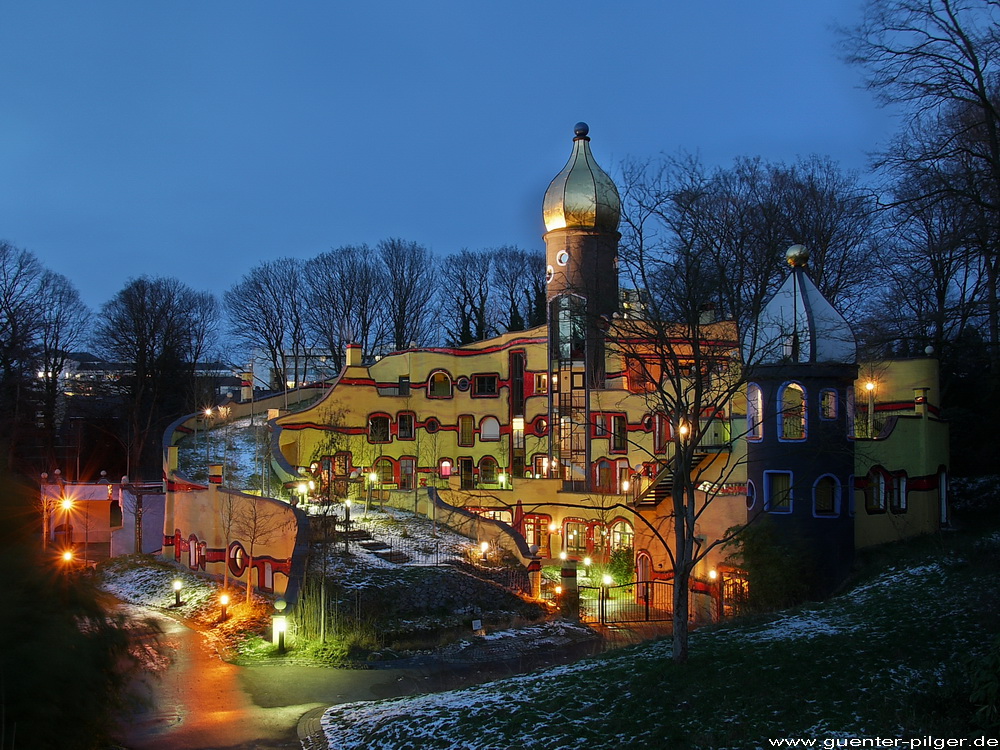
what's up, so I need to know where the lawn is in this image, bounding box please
[315,524,1000,749]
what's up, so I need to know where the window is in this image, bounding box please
[653,413,670,454]
[595,460,613,493]
[890,474,907,513]
[565,521,587,555]
[458,415,475,446]
[472,374,499,396]
[480,416,500,441]
[399,458,415,490]
[510,352,526,414]
[765,471,792,513]
[747,383,763,440]
[397,412,415,440]
[820,389,838,420]
[813,475,840,516]
[865,470,886,513]
[439,459,452,478]
[779,383,806,440]
[534,373,548,393]
[612,415,627,452]
[398,376,410,396]
[746,480,756,510]
[368,415,390,443]
[428,371,451,398]
[425,417,440,434]
[479,457,498,484]
[609,520,634,550]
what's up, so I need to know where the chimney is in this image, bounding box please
[346,342,363,367]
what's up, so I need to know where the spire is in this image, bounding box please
[542,122,621,234]
[754,245,857,364]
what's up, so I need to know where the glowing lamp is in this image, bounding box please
[602,574,613,586]
[583,557,592,567]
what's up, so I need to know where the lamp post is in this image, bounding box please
[60,497,74,558]
[204,407,214,468]
[172,579,183,607]
[272,599,288,653]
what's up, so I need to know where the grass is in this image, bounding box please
[318,520,1000,749]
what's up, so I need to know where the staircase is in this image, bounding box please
[633,451,710,508]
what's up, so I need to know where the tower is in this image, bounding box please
[541,123,621,490]
[745,245,858,595]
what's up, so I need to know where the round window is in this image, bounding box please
[535,418,548,436]
[545,265,554,284]
[456,377,470,392]
[425,418,440,434]
[556,250,570,266]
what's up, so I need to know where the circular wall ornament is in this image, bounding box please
[456,377,470,392]
[425,418,440,433]
[535,417,548,436]
[556,250,570,266]
[545,265,555,284]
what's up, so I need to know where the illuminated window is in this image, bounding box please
[374,458,393,484]
[765,471,792,513]
[439,459,452,478]
[813,475,839,516]
[778,383,806,441]
[534,373,548,393]
[399,458,415,490]
[747,383,763,440]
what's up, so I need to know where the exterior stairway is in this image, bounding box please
[633,451,710,508]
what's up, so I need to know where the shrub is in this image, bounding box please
[608,547,635,585]
[723,520,810,614]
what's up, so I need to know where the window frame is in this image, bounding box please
[889,472,908,514]
[865,469,887,514]
[747,383,763,441]
[368,414,391,444]
[427,370,453,399]
[611,414,628,453]
[778,382,807,442]
[458,414,475,447]
[812,474,841,517]
[471,373,500,398]
[764,470,793,514]
[397,411,415,440]
[819,388,838,420]
[480,416,501,441]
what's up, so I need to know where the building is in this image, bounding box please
[262,124,949,613]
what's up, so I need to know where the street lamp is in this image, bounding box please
[204,407,214,467]
[865,381,876,438]
[272,598,288,653]
[172,579,183,607]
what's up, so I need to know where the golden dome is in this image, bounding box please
[542,122,621,234]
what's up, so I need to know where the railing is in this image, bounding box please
[579,580,674,623]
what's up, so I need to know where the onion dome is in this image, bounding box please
[542,122,621,233]
[752,246,857,364]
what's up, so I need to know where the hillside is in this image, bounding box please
[313,524,1000,749]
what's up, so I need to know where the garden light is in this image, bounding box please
[172,579,183,606]
[602,574,613,586]
[220,593,230,620]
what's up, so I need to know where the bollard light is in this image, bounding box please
[220,593,230,620]
[602,574,614,586]
[272,598,288,653]
[479,540,489,561]
[559,550,567,561]
[172,579,183,607]
[583,557,592,568]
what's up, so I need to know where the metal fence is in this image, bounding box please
[579,580,674,624]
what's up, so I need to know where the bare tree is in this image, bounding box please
[233,494,295,604]
[305,244,387,370]
[378,238,437,351]
[93,276,219,478]
[490,246,543,333]
[35,271,90,464]
[441,248,493,345]
[225,259,311,389]
[218,491,240,593]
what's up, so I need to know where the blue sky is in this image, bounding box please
[0,1,894,309]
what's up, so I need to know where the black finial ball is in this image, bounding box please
[574,122,589,137]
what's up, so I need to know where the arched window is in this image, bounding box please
[594,459,614,493]
[813,475,840,517]
[428,371,452,398]
[479,456,498,484]
[609,519,634,550]
[778,382,806,440]
[480,416,500,441]
[746,480,756,510]
[747,383,763,440]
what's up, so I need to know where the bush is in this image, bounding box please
[608,547,635,585]
[723,520,810,614]
[970,635,1000,728]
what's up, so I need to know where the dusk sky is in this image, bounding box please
[0,1,896,310]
